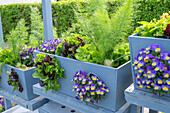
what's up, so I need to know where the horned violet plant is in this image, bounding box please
[133,44,170,96]
[72,71,109,103]
[33,54,65,92]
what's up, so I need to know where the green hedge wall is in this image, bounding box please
[133,0,170,27]
[0,0,169,39]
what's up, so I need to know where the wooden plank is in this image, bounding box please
[0,88,49,111]
[4,98,12,110]
[33,83,131,113]
[125,84,170,113]
[42,0,53,41]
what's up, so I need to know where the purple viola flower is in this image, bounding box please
[157,78,163,85]
[73,83,79,89]
[79,91,84,96]
[137,61,145,68]
[146,80,151,85]
[91,84,96,90]
[100,90,105,95]
[97,80,102,86]
[151,60,159,67]
[82,78,87,84]
[135,73,141,79]
[148,54,154,59]
[137,55,143,61]
[96,88,101,95]
[138,68,145,73]
[142,77,146,84]
[79,75,84,81]
[163,72,170,78]
[105,87,109,92]
[138,48,145,55]
[166,79,170,85]
[146,85,151,89]
[88,80,93,85]
[76,88,80,92]
[136,78,142,85]
[143,73,148,77]
[154,47,162,53]
[91,74,97,81]
[85,84,90,90]
[150,44,159,49]
[162,85,169,92]
[75,96,79,100]
[85,97,91,102]
[100,86,105,91]
[154,84,161,90]
[73,75,78,81]
[90,90,95,95]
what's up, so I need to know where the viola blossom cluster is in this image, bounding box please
[72,71,109,104]
[133,44,170,96]
[20,47,38,67]
[40,39,63,54]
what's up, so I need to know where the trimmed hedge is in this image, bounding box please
[133,0,170,27]
[0,0,169,39]
[0,0,121,39]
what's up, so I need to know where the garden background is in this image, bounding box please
[0,0,169,40]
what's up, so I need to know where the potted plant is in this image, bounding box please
[33,0,133,112]
[0,19,39,100]
[129,12,170,96]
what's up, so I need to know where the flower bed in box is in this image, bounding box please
[129,12,170,96]
[33,0,134,111]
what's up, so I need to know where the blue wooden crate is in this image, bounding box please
[0,64,39,100]
[128,33,170,97]
[33,50,132,112]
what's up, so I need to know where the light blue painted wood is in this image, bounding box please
[34,50,132,112]
[0,12,4,48]
[0,65,39,100]
[128,34,170,97]
[125,84,170,113]
[0,88,49,111]
[4,98,12,110]
[42,0,53,41]
[130,105,141,113]
[37,97,131,113]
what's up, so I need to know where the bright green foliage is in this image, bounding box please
[29,6,44,48]
[75,44,102,64]
[75,0,133,66]
[133,0,170,28]
[29,6,58,48]
[33,54,65,92]
[111,43,130,67]
[0,19,28,73]
[134,12,170,37]
[6,19,28,63]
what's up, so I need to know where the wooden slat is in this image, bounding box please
[33,83,131,113]
[125,84,170,113]
[42,0,53,41]
[0,88,49,111]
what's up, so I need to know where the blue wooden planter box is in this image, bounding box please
[34,50,132,112]
[0,64,39,100]
[129,33,170,97]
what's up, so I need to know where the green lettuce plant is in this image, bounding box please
[134,12,170,38]
[33,54,65,92]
